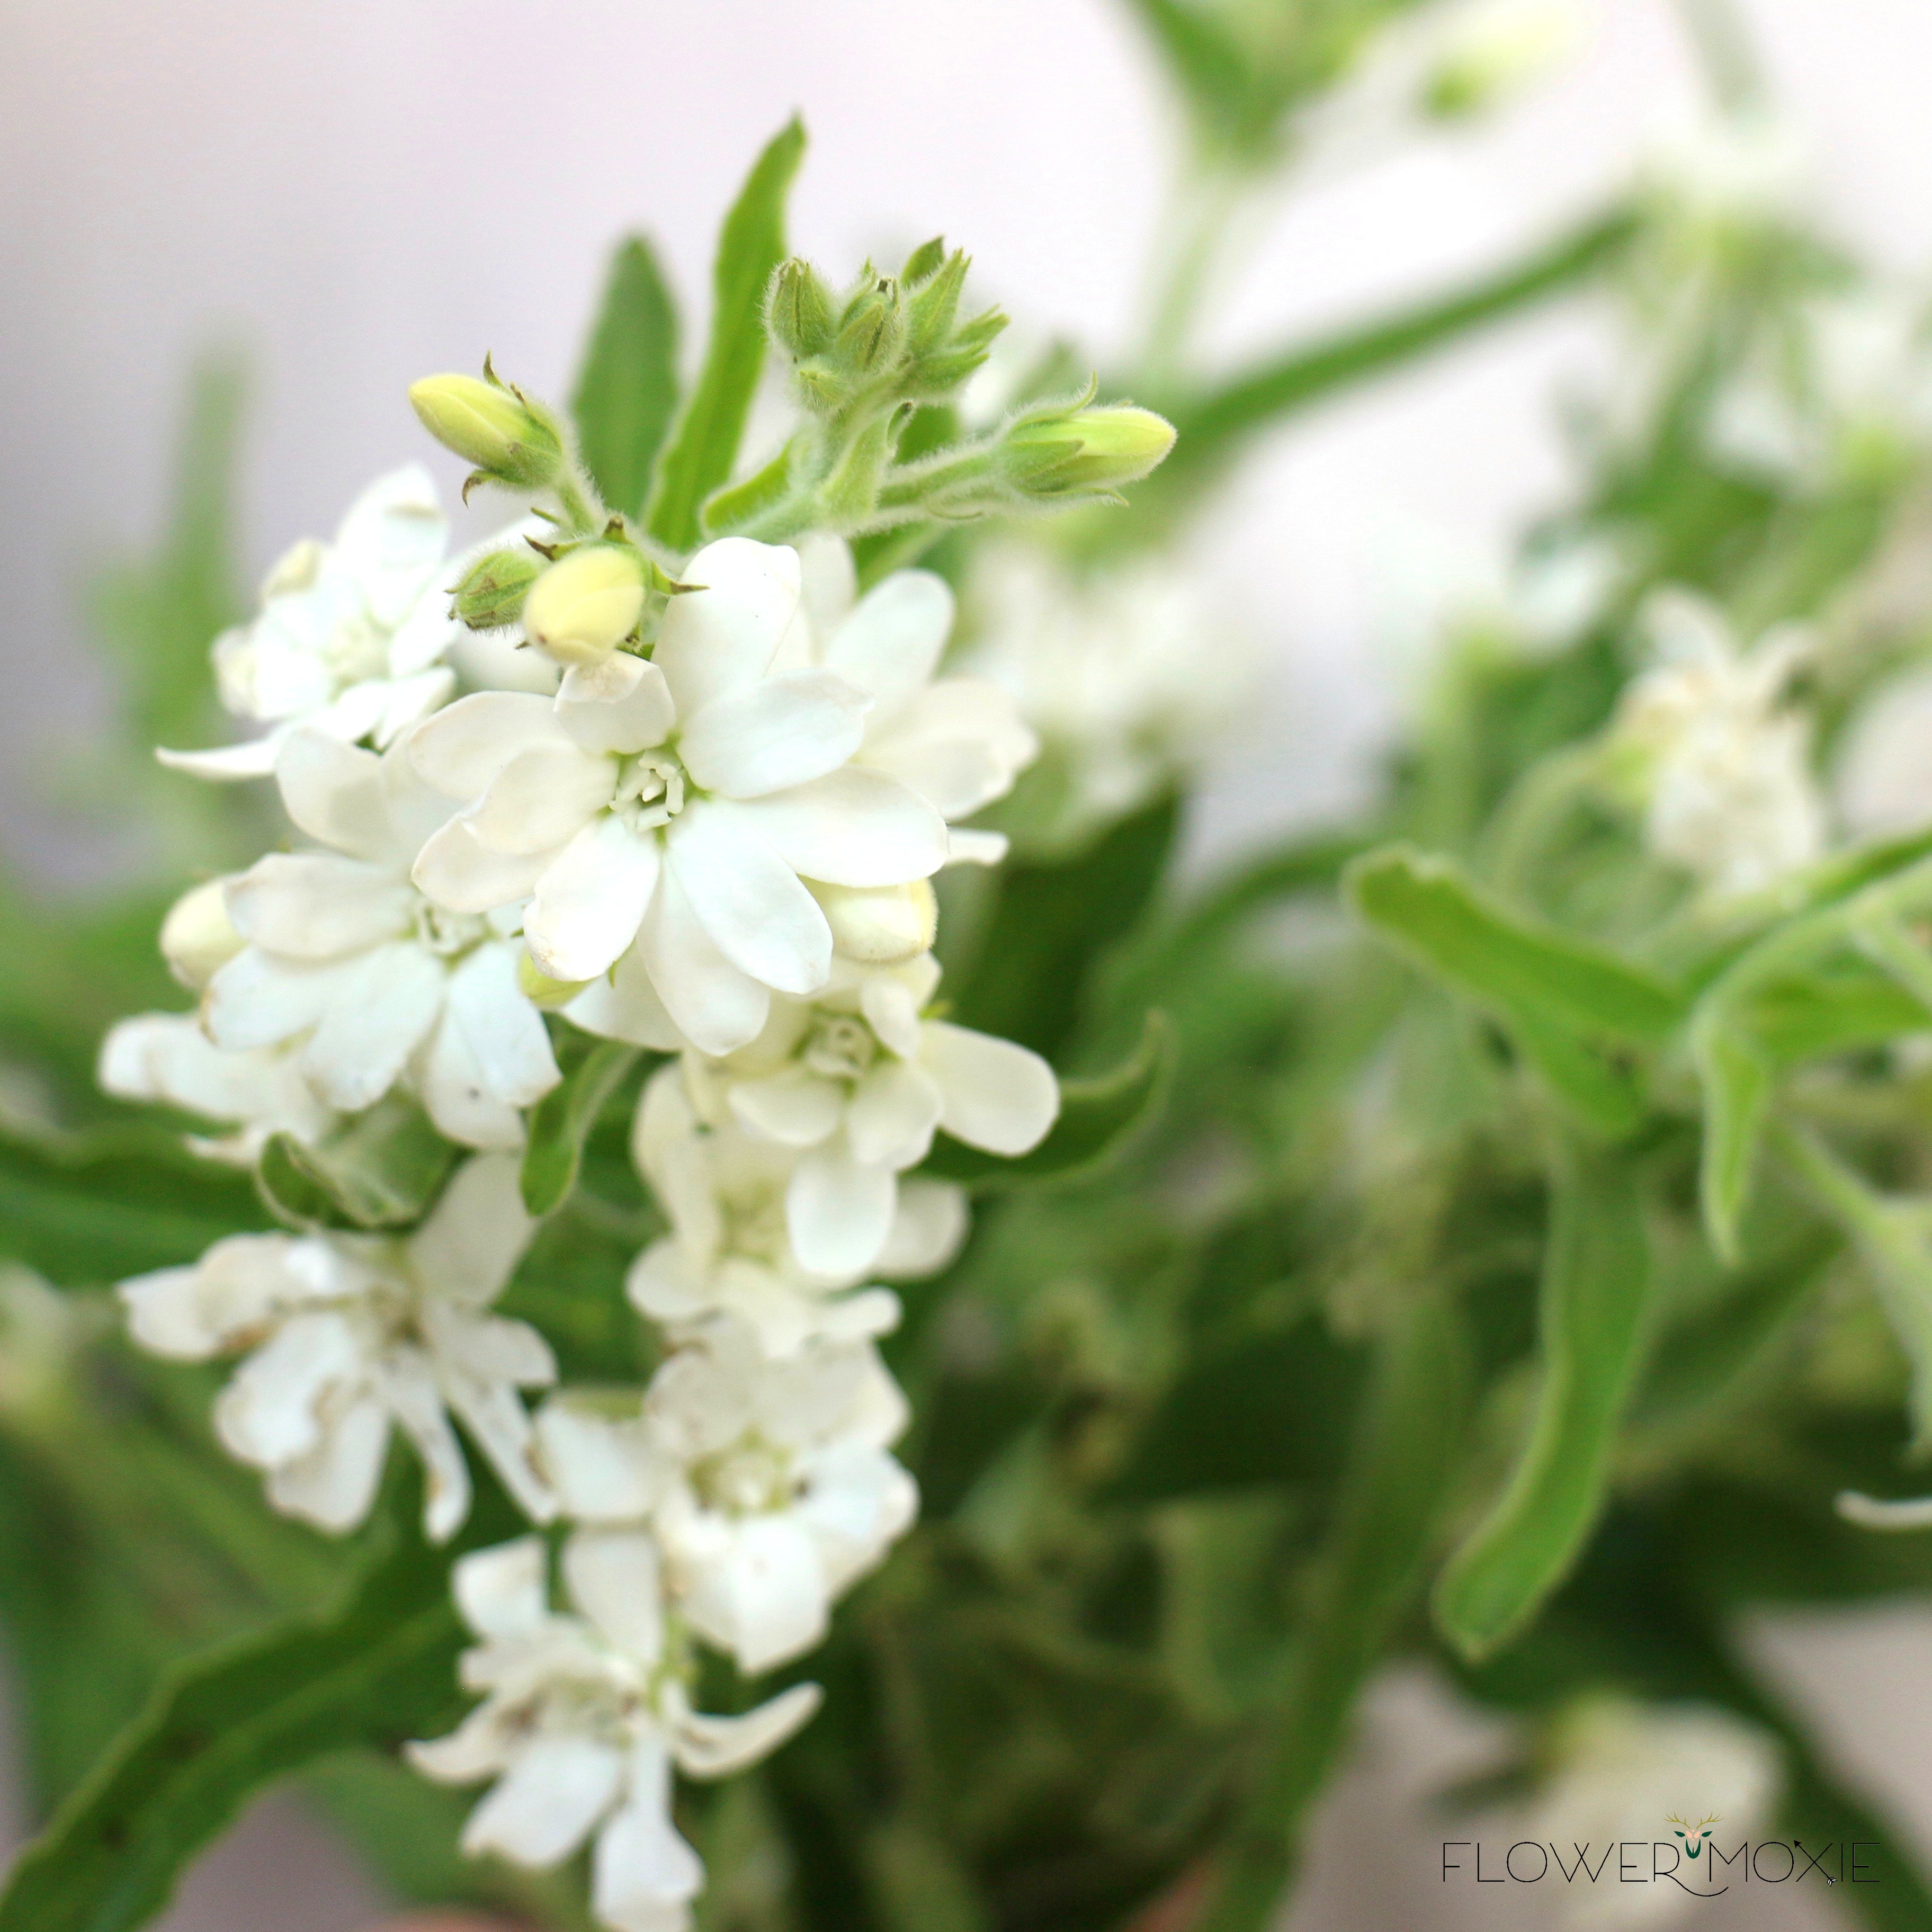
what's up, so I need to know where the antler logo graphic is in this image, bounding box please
[1666,1811,1723,1859]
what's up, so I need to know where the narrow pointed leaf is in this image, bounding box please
[1692,1017,1774,1265]
[1434,1134,1654,1661]
[645,118,806,551]
[521,1034,643,1217]
[571,236,681,520]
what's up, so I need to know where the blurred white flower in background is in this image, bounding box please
[97,1014,334,1159]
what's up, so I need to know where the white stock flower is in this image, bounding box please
[409,538,949,1057]
[963,541,1252,853]
[1526,1696,1781,1928]
[118,1155,553,1539]
[626,1060,964,1358]
[1613,590,1826,898]
[99,1013,334,1161]
[160,466,475,781]
[409,1533,820,1932]
[684,953,1056,1279]
[792,536,1036,864]
[202,728,559,1150]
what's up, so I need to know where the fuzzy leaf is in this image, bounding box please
[919,1012,1174,1191]
[521,1035,643,1217]
[1434,1135,1654,1661]
[571,236,681,520]
[258,1094,455,1231]
[645,118,806,551]
[0,1481,490,1932]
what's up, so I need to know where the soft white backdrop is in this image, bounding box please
[7,1,1932,1925]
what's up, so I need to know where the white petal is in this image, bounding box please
[564,1528,665,1660]
[665,801,830,996]
[652,538,801,720]
[684,1516,827,1674]
[411,692,569,800]
[922,1022,1059,1155]
[462,1736,624,1867]
[526,817,662,982]
[412,817,549,914]
[637,867,772,1057]
[536,1399,665,1522]
[201,947,353,1051]
[416,1010,526,1151]
[100,1014,332,1142]
[299,943,446,1110]
[624,1239,712,1327]
[556,658,676,755]
[875,1179,968,1277]
[731,770,947,887]
[409,1152,534,1303]
[225,854,412,960]
[442,1362,557,1528]
[406,1699,517,1785]
[678,670,869,800]
[798,1441,918,1597]
[944,827,1008,865]
[845,1060,942,1169]
[673,1682,822,1779]
[822,569,952,715]
[862,678,1037,818]
[157,734,285,781]
[264,1393,390,1534]
[464,745,614,855]
[382,1344,473,1542]
[563,940,688,1052]
[118,1265,226,1360]
[452,1535,550,1640]
[332,462,448,625]
[214,1310,363,1469]
[444,942,560,1106]
[796,531,856,637]
[787,1141,897,1278]
[273,730,396,861]
[592,1745,704,1927]
[727,1069,844,1147]
[857,966,931,1061]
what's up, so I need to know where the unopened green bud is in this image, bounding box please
[522,545,647,665]
[809,878,937,964]
[408,369,564,489]
[768,258,838,362]
[836,279,906,375]
[452,548,541,630]
[901,236,949,287]
[1003,403,1176,498]
[518,953,592,1008]
[162,879,244,990]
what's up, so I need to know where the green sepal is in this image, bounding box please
[257,1094,456,1232]
[521,1034,645,1218]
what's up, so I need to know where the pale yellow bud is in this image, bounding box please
[518,952,592,1008]
[522,545,648,666]
[408,372,563,487]
[808,878,937,963]
[162,879,244,990]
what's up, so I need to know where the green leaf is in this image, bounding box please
[918,1012,1174,1191]
[0,1120,271,1284]
[644,118,806,552]
[258,1094,455,1230]
[1347,844,1683,1132]
[1692,1017,1774,1266]
[521,1034,644,1217]
[1116,0,1251,124]
[1195,1292,1471,1931]
[571,235,681,520]
[1434,1134,1654,1662]
[0,1478,492,1932]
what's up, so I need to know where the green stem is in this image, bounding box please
[1139,162,1251,387]
[554,469,603,535]
[1478,743,1611,902]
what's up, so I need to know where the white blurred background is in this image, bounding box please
[6,0,1932,1925]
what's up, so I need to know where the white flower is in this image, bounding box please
[962,541,1252,853]
[1613,590,1826,898]
[202,728,560,1150]
[409,538,950,1057]
[118,1155,553,1539]
[159,466,475,781]
[1525,1696,1781,1928]
[409,1533,820,1932]
[624,1060,965,1358]
[792,535,1036,864]
[99,1013,334,1161]
[1837,663,1932,839]
[682,953,1056,1279]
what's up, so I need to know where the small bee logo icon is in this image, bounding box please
[1665,1812,1721,1859]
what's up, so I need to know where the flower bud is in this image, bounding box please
[162,879,244,990]
[1003,404,1177,498]
[1421,1,1577,122]
[518,953,592,1008]
[521,545,647,665]
[808,878,937,964]
[451,548,541,630]
[768,258,838,362]
[408,371,564,489]
[836,279,907,376]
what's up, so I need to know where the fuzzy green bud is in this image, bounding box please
[808,878,937,964]
[1002,403,1176,498]
[521,544,647,665]
[409,371,564,489]
[768,258,838,362]
[162,879,244,990]
[451,548,541,630]
[836,279,907,375]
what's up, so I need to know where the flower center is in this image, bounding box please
[613,750,687,832]
[323,611,393,688]
[692,1434,798,1516]
[802,1014,877,1083]
[412,900,490,957]
[718,1185,792,1267]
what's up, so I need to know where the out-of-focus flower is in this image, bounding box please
[98,1014,334,1160]
[409,539,949,1057]
[160,468,478,781]
[118,1155,553,1539]
[1836,663,1932,839]
[1609,589,1826,898]
[680,953,1056,1278]
[409,1533,819,1932]
[202,730,559,1150]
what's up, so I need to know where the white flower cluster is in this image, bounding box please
[105,472,1054,1929]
